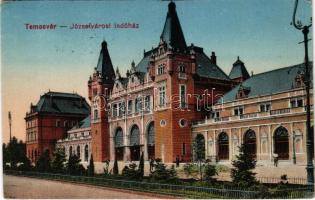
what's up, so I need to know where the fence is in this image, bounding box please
[4,170,314,199]
[257,177,308,185]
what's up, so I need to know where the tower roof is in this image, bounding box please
[229,56,250,80]
[33,91,90,115]
[160,2,187,52]
[96,40,115,84]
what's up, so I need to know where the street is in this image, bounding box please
[3,175,169,199]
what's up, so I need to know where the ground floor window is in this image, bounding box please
[218,132,229,160]
[274,126,289,160]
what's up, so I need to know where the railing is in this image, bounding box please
[240,113,258,119]
[270,108,291,115]
[4,170,313,199]
[214,117,229,122]
[257,177,308,185]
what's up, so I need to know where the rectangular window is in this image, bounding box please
[260,103,271,112]
[144,96,151,111]
[212,111,220,118]
[159,86,166,107]
[94,109,98,119]
[118,103,122,117]
[290,97,304,108]
[112,104,117,117]
[135,97,142,113]
[128,100,133,114]
[157,64,165,75]
[56,120,60,127]
[234,107,243,116]
[182,143,186,155]
[179,85,186,108]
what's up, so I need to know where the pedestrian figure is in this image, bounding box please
[273,153,279,167]
[176,155,180,168]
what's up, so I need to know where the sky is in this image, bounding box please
[1,0,313,143]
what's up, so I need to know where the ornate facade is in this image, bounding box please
[57,116,92,165]
[88,2,234,166]
[25,92,90,163]
[192,63,314,165]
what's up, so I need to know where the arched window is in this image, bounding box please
[194,134,205,161]
[84,145,89,161]
[130,125,140,161]
[114,128,123,147]
[147,122,155,159]
[115,127,124,161]
[69,146,73,157]
[218,132,229,160]
[130,125,140,146]
[274,126,289,160]
[77,145,80,158]
[244,129,257,158]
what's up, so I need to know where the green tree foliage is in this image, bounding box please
[149,159,178,183]
[193,134,206,180]
[138,152,144,178]
[231,144,257,187]
[87,154,95,176]
[3,137,28,169]
[35,149,51,172]
[193,134,205,162]
[66,154,85,175]
[113,156,119,175]
[17,157,32,171]
[51,147,66,173]
[122,163,141,180]
[204,164,218,182]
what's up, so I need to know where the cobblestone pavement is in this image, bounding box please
[3,175,173,199]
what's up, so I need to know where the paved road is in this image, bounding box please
[3,175,169,199]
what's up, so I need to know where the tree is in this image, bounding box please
[113,156,119,175]
[3,137,27,169]
[51,147,66,173]
[231,144,257,187]
[66,154,85,175]
[204,164,217,182]
[138,152,144,178]
[17,156,32,171]
[87,154,95,176]
[193,134,205,180]
[35,149,51,172]
[122,163,140,180]
[149,158,178,183]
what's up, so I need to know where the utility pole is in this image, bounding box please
[8,111,12,142]
[292,0,314,185]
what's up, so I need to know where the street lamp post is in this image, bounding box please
[291,0,314,185]
[293,131,297,164]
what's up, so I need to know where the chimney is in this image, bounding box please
[210,51,216,65]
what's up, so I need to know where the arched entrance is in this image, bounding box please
[193,134,205,161]
[244,129,257,159]
[218,132,229,160]
[274,126,289,160]
[114,127,124,161]
[130,125,140,161]
[147,122,155,159]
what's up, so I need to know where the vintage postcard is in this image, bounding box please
[2,0,314,199]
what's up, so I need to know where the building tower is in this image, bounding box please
[88,41,115,163]
[228,56,250,84]
[149,2,197,163]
